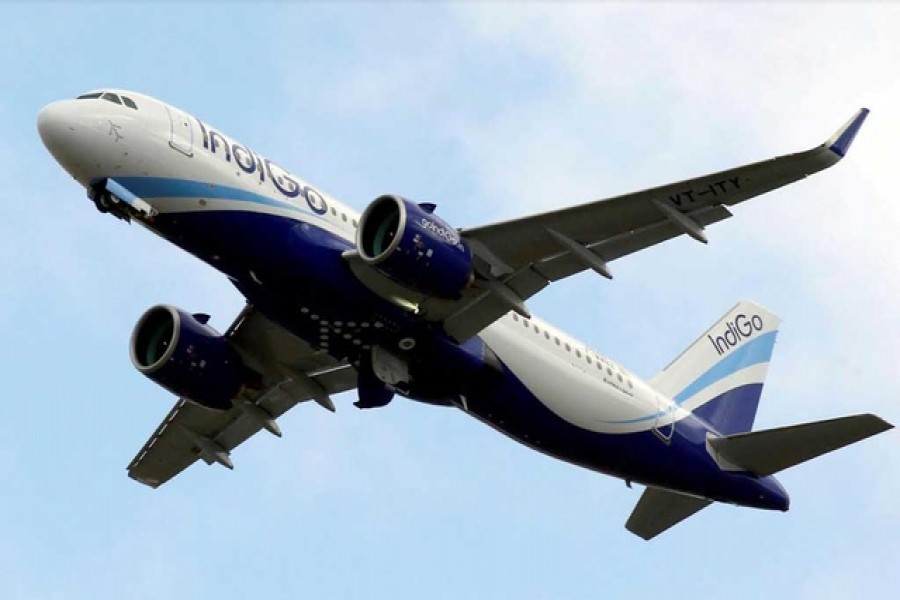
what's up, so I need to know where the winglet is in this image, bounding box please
[825,108,869,158]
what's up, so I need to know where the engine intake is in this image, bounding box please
[130,305,248,410]
[357,195,473,298]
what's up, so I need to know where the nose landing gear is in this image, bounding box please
[88,178,158,223]
[91,188,112,214]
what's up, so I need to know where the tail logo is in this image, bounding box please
[708,314,764,356]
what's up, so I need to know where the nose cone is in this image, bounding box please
[37,100,105,184]
[37,101,73,154]
[37,100,86,176]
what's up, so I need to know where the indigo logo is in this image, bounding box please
[707,314,764,356]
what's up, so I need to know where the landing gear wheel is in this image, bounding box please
[94,192,112,213]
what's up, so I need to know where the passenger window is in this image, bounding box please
[596,362,602,370]
[352,219,358,228]
[76,92,102,100]
[586,355,592,364]
[533,324,539,333]
[101,93,122,105]
[628,380,633,388]
[544,332,550,340]
[575,350,582,358]
[555,337,560,346]
[512,313,519,322]
[607,367,613,376]
[331,207,337,216]
[565,343,571,352]
[617,374,623,382]
[121,96,138,109]
[342,213,347,222]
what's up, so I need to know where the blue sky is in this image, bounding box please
[2,3,898,598]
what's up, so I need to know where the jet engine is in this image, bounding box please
[129,305,249,410]
[357,195,473,298]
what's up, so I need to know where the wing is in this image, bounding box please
[405,109,866,341]
[127,306,356,488]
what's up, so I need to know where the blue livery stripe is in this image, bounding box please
[112,176,317,217]
[595,404,678,425]
[674,331,777,404]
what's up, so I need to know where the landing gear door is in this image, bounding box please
[653,393,675,444]
[165,105,193,156]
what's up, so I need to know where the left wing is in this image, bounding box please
[127,306,356,488]
[409,109,868,341]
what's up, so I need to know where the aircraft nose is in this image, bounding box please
[37,99,103,183]
[37,101,73,152]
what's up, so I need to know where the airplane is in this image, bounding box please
[37,89,891,539]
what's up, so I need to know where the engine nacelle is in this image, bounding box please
[130,305,248,410]
[357,195,473,299]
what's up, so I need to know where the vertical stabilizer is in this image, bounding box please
[650,301,780,434]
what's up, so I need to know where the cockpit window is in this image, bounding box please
[74,91,138,110]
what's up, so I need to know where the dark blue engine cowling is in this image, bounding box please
[357,195,473,299]
[129,305,246,410]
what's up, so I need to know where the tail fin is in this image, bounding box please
[650,301,780,434]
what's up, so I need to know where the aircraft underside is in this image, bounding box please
[37,90,890,539]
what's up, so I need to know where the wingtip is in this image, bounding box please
[864,413,894,432]
[826,107,870,158]
[625,523,654,541]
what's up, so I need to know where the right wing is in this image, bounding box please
[127,306,356,488]
[387,109,868,342]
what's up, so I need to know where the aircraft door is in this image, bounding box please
[652,393,675,444]
[165,105,194,156]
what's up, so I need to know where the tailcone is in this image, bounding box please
[760,476,790,512]
[721,473,790,511]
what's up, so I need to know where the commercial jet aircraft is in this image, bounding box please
[38,90,891,539]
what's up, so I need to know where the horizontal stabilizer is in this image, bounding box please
[626,486,712,540]
[708,413,892,477]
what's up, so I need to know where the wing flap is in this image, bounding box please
[441,205,732,340]
[626,486,712,541]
